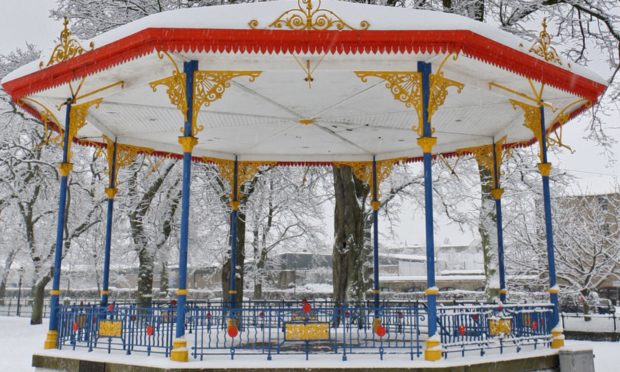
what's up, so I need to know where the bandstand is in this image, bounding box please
[1,0,607,367]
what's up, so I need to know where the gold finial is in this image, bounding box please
[249,0,369,31]
[529,18,562,65]
[40,17,94,68]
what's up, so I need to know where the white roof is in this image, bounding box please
[2,0,607,163]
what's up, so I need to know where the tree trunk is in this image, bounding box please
[222,210,247,306]
[137,248,154,308]
[477,164,500,301]
[254,247,268,300]
[30,275,51,325]
[160,260,169,295]
[0,281,6,306]
[332,166,370,306]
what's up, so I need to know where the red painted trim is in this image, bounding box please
[3,29,606,101]
[6,28,603,166]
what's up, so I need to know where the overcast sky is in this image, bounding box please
[1,0,619,248]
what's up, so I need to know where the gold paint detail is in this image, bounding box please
[19,98,63,148]
[457,136,508,188]
[370,289,380,294]
[228,290,238,295]
[178,136,198,153]
[547,287,560,294]
[58,163,73,177]
[66,98,102,161]
[150,70,188,120]
[176,289,188,295]
[538,163,552,177]
[100,290,110,295]
[49,289,61,296]
[424,338,442,361]
[425,287,439,295]
[99,321,122,337]
[100,137,153,187]
[44,330,58,349]
[230,200,240,211]
[371,200,380,211]
[105,188,118,200]
[499,289,508,295]
[355,59,463,137]
[171,337,189,361]
[530,18,562,65]
[285,322,330,341]
[206,158,276,203]
[41,17,94,68]
[298,118,315,125]
[551,328,565,349]
[417,137,437,154]
[489,318,512,336]
[250,0,369,30]
[191,71,262,137]
[333,158,404,201]
[491,188,505,201]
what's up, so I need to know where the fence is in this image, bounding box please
[54,300,553,361]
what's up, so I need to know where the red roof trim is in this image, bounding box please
[3,29,606,101]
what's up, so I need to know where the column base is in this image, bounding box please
[424,336,442,361]
[170,338,189,362]
[43,330,58,349]
[551,327,565,349]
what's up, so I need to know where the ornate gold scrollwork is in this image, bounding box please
[150,70,188,120]
[333,158,404,203]
[249,0,369,30]
[64,98,102,161]
[19,98,64,148]
[40,17,94,68]
[100,136,154,188]
[355,58,463,137]
[205,158,275,207]
[457,136,509,189]
[529,18,562,65]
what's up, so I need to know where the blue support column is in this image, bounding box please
[171,60,199,362]
[372,157,380,316]
[229,157,239,309]
[491,143,507,303]
[417,61,441,361]
[100,141,118,309]
[45,101,73,349]
[537,104,564,348]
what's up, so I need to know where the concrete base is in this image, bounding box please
[33,352,561,372]
[559,348,595,372]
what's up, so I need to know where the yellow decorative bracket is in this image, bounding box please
[40,17,94,68]
[457,136,509,188]
[99,137,154,191]
[65,98,102,162]
[355,55,463,137]
[530,18,562,65]
[249,0,369,30]
[205,158,275,208]
[333,158,404,204]
[150,59,261,138]
[19,97,64,148]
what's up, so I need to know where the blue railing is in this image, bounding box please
[55,300,552,361]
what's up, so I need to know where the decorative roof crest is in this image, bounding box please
[40,17,94,68]
[529,18,562,65]
[249,0,369,30]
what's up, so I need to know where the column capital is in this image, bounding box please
[371,200,380,211]
[176,289,188,296]
[424,287,439,295]
[178,136,198,153]
[105,187,118,200]
[417,137,437,154]
[57,162,73,177]
[230,200,240,211]
[491,188,504,200]
[538,162,552,176]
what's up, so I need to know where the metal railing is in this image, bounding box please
[54,300,553,361]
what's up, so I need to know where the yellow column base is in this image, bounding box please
[43,330,58,349]
[551,328,565,349]
[170,338,189,362]
[424,337,442,361]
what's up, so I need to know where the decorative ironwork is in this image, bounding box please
[19,97,63,147]
[40,17,94,68]
[285,322,330,341]
[191,71,262,137]
[66,98,102,161]
[355,67,463,137]
[249,0,369,30]
[206,158,275,203]
[333,158,403,200]
[530,18,562,65]
[101,137,153,186]
[457,136,508,187]
[150,71,187,120]
[488,318,512,336]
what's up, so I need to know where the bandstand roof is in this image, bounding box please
[1,0,607,164]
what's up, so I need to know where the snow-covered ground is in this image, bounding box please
[0,316,617,371]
